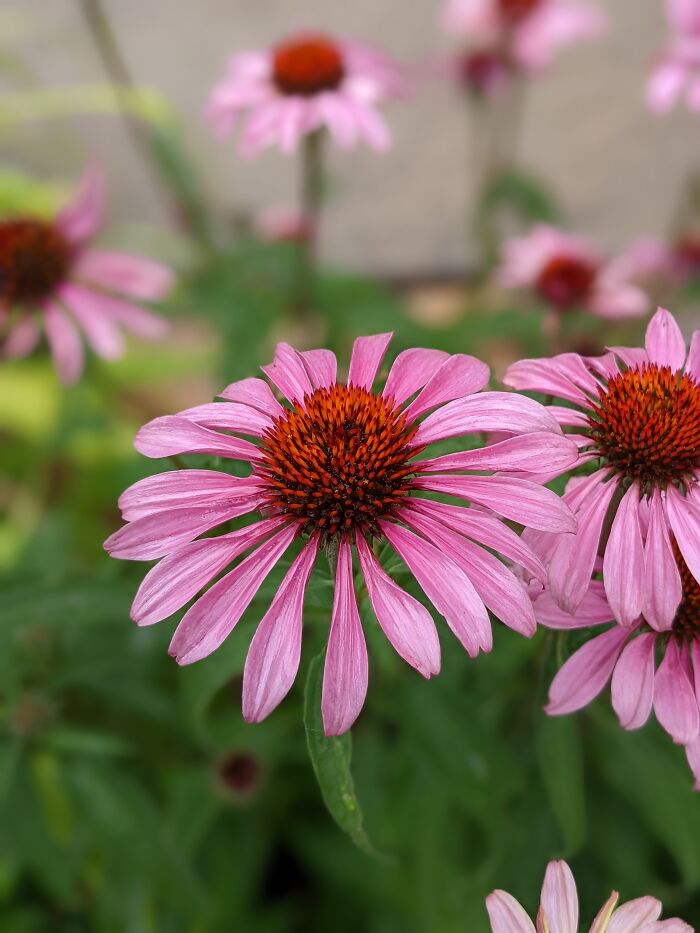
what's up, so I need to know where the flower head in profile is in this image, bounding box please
[105,334,577,735]
[441,0,606,73]
[205,34,405,156]
[0,166,171,385]
[536,533,700,790]
[486,858,692,931]
[505,307,700,634]
[498,224,650,320]
[647,0,700,114]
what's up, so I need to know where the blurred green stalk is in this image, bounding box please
[292,130,324,325]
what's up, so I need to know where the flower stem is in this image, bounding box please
[292,130,323,323]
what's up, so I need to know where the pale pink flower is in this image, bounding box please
[505,307,700,633]
[105,334,577,735]
[647,0,700,114]
[205,34,405,156]
[441,0,606,72]
[486,858,693,932]
[0,166,171,385]
[535,538,700,789]
[498,224,650,319]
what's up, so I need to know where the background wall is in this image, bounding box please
[6,0,695,274]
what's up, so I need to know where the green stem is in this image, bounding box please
[292,131,323,322]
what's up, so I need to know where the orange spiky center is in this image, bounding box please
[672,542,700,641]
[272,35,345,96]
[535,254,597,311]
[257,384,420,542]
[0,219,72,307]
[498,0,542,23]
[588,364,700,491]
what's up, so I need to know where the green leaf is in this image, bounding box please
[303,651,383,859]
[536,714,586,855]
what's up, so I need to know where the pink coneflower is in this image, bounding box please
[105,334,577,735]
[441,0,606,72]
[0,166,171,385]
[254,205,313,244]
[647,0,700,114]
[205,33,404,155]
[498,225,650,320]
[536,538,700,789]
[505,307,700,632]
[486,858,692,932]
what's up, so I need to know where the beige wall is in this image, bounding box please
[6,0,696,273]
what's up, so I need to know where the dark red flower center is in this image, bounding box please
[257,384,419,542]
[460,50,510,92]
[498,0,542,23]
[217,751,260,795]
[535,255,597,311]
[675,233,700,277]
[0,219,72,307]
[272,35,345,96]
[672,542,700,641]
[588,364,700,491]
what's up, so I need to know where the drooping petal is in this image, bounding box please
[402,353,490,421]
[414,392,563,446]
[356,535,440,678]
[643,489,683,632]
[69,288,168,341]
[413,474,576,533]
[134,415,261,462]
[503,355,597,405]
[243,537,318,722]
[644,307,688,370]
[382,347,449,406]
[540,860,579,933]
[653,639,700,745]
[665,485,700,585]
[486,891,536,933]
[548,476,617,614]
[686,330,700,379]
[380,520,489,657]
[321,538,369,735]
[611,633,656,730]
[59,284,125,360]
[43,301,84,385]
[535,583,614,630]
[347,332,392,390]
[603,485,645,626]
[546,626,629,716]
[131,518,279,625]
[169,523,297,665]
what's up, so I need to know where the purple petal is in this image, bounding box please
[382,347,449,406]
[413,474,576,533]
[74,248,173,300]
[603,485,645,626]
[402,354,490,421]
[665,485,700,586]
[243,537,318,722]
[611,632,656,730]
[535,582,614,630]
[419,432,578,474]
[654,639,700,745]
[219,376,284,417]
[347,333,392,390]
[43,301,84,385]
[56,163,105,245]
[169,523,297,665]
[118,469,258,520]
[356,536,440,678]
[414,392,563,446]
[380,520,490,657]
[69,288,168,340]
[643,489,683,631]
[300,348,337,389]
[59,284,125,360]
[504,355,595,405]
[686,330,700,379]
[321,538,369,735]
[261,342,313,403]
[644,307,687,370]
[131,518,279,625]
[134,415,261,462]
[546,626,629,716]
[178,402,272,436]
